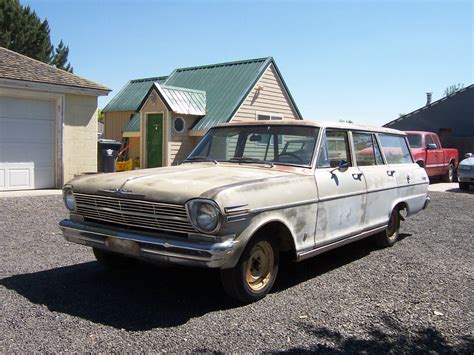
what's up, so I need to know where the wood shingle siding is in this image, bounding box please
[232,64,299,122]
[169,114,200,165]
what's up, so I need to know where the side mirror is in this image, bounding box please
[465,153,473,158]
[331,159,349,173]
[426,143,438,150]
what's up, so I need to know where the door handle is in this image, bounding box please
[352,173,363,180]
[387,170,395,177]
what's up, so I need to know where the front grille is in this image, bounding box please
[74,193,196,234]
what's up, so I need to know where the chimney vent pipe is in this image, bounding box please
[426,92,432,106]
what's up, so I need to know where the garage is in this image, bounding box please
[0,95,57,190]
[0,46,110,191]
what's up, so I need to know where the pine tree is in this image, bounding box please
[0,0,72,72]
[51,40,73,73]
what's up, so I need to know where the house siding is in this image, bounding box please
[169,113,200,165]
[63,94,98,182]
[140,91,170,168]
[232,64,299,122]
[104,110,135,142]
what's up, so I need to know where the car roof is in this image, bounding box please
[217,119,406,135]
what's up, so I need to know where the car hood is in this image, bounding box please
[67,163,298,205]
[460,157,474,166]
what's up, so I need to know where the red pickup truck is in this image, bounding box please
[405,131,458,182]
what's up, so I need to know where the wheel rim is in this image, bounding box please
[448,165,453,182]
[245,241,274,291]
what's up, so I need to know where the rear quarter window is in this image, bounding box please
[379,134,413,164]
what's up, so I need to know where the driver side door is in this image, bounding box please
[314,129,367,246]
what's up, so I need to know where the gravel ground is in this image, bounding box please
[0,191,473,353]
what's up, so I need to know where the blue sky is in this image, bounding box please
[22,0,473,126]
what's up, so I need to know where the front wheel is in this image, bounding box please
[375,208,401,248]
[459,182,470,191]
[220,235,279,303]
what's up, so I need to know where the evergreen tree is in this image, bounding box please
[0,0,73,72]
[51,40,73,73]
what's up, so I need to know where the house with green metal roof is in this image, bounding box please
[103,57,302,168]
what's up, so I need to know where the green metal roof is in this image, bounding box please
[102,76,167,112]
[156,84,207,115]
[123,113,140,132]
[162,57,303,131]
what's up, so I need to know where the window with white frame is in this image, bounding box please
[257,113,283,121]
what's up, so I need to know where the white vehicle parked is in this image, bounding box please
[60,120,430,303]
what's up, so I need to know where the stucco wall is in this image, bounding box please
[63,94,98,182]
[104,110,135,142]
[232,64,299,122]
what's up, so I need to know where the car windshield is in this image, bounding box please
[185,125,320,167]
[407,134,423,148]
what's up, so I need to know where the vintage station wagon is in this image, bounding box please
[59,121,430,302]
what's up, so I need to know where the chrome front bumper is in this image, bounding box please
[59,219,237,268]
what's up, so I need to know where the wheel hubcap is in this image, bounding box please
[245,241,274,291]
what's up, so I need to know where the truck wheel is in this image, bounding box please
[93,248,136,270]
[459,182,470,191]
[442,163,454,182]
[375,208,400,248]
[220,235,279,303]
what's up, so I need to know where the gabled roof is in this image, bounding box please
[103,76,167,112]
[0,46,110,93]
[154,84,206,115]
[163,57,302,131]
[384,84,474,128]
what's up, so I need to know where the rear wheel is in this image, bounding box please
[93,248,136,269]
[220,235,279,303]
[375,208,401,248]
[459,182,470,191]
[442,163,454,182]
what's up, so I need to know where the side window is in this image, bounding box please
[353,132,377,166]
[432,134,442,148]
[425,134,434,146]
[317,130,351,168]
[379,134,413,164]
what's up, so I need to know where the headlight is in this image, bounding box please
[63,186,76,211]
[186,199,221,234]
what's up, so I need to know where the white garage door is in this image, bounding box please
[0,95,56,190]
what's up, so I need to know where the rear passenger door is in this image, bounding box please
[352,132,397,228]
[314,129,366,245]
[378,134,424,203]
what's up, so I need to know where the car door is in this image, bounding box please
[314,129,367,246]
[425,134,440,175]
[378,134,424,202]
[352,132,398,228]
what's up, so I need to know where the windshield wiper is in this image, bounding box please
[182,156,218,165]
[228,157,274,167]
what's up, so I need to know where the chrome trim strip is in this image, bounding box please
[297,225,387,261]
[250,198,319,213]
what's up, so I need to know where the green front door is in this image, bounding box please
[146,113,163,168]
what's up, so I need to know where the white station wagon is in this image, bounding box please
[60,120,430,302]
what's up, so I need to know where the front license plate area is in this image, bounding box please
[106,237,140,256]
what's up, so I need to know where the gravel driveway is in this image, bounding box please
[1,191,473,353]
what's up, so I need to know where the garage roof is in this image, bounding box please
[0,47,110,93]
